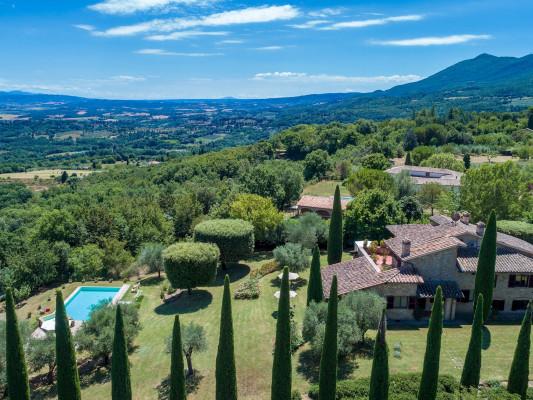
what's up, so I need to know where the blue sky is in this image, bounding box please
[0,0,532,99]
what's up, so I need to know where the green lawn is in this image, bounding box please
[11,252,529,400]
[303,180,350,197]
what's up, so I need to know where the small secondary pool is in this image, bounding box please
[64,286,121,321]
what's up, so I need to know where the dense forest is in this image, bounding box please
[0,107,532,300]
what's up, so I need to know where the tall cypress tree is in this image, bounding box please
[112,305,132,400]
[461,294,484,388]
[318,276,338,400]
[327,185,343,265]
[473,211,497,322]
[307,246,323,306]
[418,286,443,400]
[369,309,389,400]
[507,301,532,399]
[405,152,412,166]
[271,267,291,400]
[216,275,237,400]
[55,290,81,400]
[5,288,30,400]
[169,315,187,400]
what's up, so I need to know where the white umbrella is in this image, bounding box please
[277,272,300,281]
[274,290,297,299]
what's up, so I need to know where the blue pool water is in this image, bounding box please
[65,287,120,321]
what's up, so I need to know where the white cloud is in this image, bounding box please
[253,72,422,84]
[324,14,423,30]
[146,30,228,41]
[110,75,146,82]
[135,48,223,56]
[74,24,96,32]
[289,20,329,29]
[94,5,300,37]
[254,46,284,51]
[309,8,343,18]
[217,39,244,44]
[372,34,492,46]
[88,0,215,15]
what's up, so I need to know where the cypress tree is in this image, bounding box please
[461,294,484,388]
[463,153,471,170]
[271,267,291,400]
[5,288,30,400]
[307,246,323,306]
[216,275,237,400]
[528,113,533,130]
[169,315,187,400]
[405,151,412,166]
[473,210,497,322]
[369,309,389,400]
[55,290,81,400]
[112,305,132,400]
[418,286,443,400]
[318,276,338,400]
[327,185,343,265]
[507,301,532,399]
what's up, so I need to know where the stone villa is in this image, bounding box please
[321,213,533,321]
[296,195,352,218]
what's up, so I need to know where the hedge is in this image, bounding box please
[163,242,220,293]
[194,219,254,264]
[498,220,533,244]
[309,373,459,400]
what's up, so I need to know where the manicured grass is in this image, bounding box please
[303,180,350,197]
[7,252,529,399]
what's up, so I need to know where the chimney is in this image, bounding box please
[460,212,470,225]
[401,239,411,258]
[476,222,485,237]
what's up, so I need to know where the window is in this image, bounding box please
[508,275,532,288]
[492,299,505,311]
[459,290,471,303]
[512,300,529,311]
[387,296,416,309]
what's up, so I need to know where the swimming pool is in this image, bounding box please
[64,286,121,321]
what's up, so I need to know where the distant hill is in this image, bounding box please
[1,53,533,121]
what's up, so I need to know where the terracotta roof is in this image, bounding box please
[385,235,466,261]
[417,280,464,299]
[457,246,533,273]
[429,215,533,256]
[321,257,422,299]
[296,195,351,211]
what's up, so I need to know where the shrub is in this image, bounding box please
[283,212,327,249]
[273,243,310,272]
[234,278,261,300]
[194,219,254,266]
[308,373,460,399]
[163,242,220,294]
[250,260,280,278]
[361,153,392,170]
[498,220,533,244]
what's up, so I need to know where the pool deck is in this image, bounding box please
[32,284,130,338]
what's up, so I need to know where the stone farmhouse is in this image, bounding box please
[321,213,533,321]
[296,195,352,218]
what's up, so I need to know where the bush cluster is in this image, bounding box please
[250,260,280,278]
[234,278,260,300]
[194,219,254,264]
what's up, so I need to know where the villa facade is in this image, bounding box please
[321,213,533,321]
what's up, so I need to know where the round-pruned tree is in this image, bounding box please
[163,242,220,294]
[194,219,254,269]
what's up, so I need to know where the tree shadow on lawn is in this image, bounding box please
[154,290,213,315]
[156,371,203,399]
[297,349,355,383]
[210,263,250,286]
[269,277,307,290]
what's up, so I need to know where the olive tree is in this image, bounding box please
[163,242,220,294]
[166,322,207,377]
[194,219,254,268]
